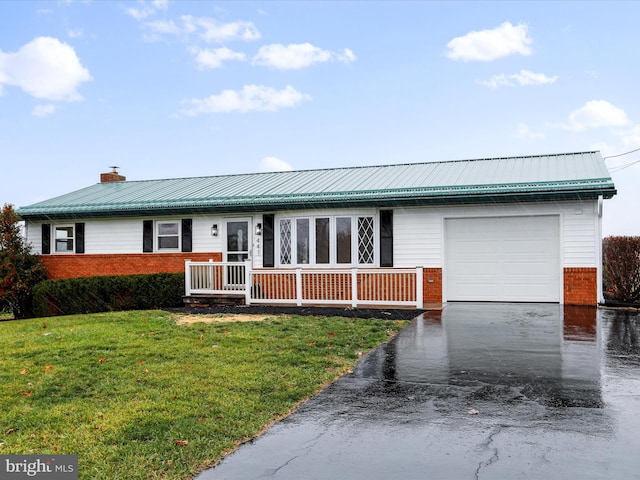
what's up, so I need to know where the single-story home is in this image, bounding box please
[17,151,616,306]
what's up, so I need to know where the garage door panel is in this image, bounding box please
[503,261,554,274]
[445,216,560,302]
[503,239,553,254]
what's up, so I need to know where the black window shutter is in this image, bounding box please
[380,210,393,267]
[143,220,154,252]
[41,224,51,255]
[263,214,275,267]
[181,219,193,252]
[75,223,85,254]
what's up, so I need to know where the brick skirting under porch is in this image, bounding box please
[422,268,443,304]
[41,252,223,279]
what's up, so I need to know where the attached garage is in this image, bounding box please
[445,215,561,302]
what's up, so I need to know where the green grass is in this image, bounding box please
[0,310,405,479]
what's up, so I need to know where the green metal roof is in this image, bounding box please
[17,151,616,220]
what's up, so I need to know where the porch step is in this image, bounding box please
[183,294,246,307]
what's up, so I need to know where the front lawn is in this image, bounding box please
[0,310,405,479]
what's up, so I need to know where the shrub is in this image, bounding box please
[0,204,46,318]
[32,273,184,317]
[603,236,640,304]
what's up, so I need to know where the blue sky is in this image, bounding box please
[1,1,639,235]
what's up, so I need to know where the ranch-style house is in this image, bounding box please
[17,151,616,308]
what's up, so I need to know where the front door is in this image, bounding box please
[226,220,250,288]
[227,220,249,262]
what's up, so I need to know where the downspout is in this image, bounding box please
[597,195,604,304]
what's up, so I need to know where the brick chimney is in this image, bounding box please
[100,166,126,183]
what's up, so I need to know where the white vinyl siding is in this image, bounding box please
[22,200,600,276]
[393,209,439,267]
[25,222,43,254]
[562,203,598,267]
[192,217,224,255]
[85,219,145,253]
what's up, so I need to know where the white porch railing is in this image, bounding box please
[185,260,424,308]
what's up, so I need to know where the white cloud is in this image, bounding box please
[190,47,246,69]
[445,22,533,62]
[260,156,293,172]
[0,37,91,101]
[181,85,311,115]
[152,0,168,11]
[555,100,629,132]
[125,6,156,20]
[183,16,261,42]
[515,123,544,139]
[32,104,56,117]
[125,0,168,20]
[142,19,184,40]
[67,28,84,39]
[480,70,557,88]
[144,15,260,43]
[253,43,356,70]
[621,124,640,150]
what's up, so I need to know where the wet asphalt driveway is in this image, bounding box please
[196,303,640,480]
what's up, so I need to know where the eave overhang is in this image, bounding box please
[17,179,617,221]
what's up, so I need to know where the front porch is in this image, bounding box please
[184,260,432,309]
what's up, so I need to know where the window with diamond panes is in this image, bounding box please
[358,216,375,264]
[280,219,292,265]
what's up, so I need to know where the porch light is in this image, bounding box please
[211,224,218,237]
[255,223,262,236]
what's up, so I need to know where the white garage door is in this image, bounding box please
[445,216,560,302]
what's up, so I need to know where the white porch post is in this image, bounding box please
[416,266,424,309]
[184,260,191,296]
[351,268,358,308]
[244,259,253,305]
[208,258,214,291]
[296,269,303,306]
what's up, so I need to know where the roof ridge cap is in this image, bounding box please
[104,151,602,183]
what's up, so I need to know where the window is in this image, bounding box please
[280,219,292,265]
[157,222,179,249]
[336,217,352,264]
[55,226,74,253]
[296,218,310,264]
[358,216,375,264]
[315,218,330,264]
[276,214,376,267]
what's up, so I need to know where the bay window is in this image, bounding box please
[277,214,375,267]
[280,219,292,265]
[336,217,352,264]
[296,218,310,264]
[315,218,330,264]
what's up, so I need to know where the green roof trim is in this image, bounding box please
[17,151,616,220]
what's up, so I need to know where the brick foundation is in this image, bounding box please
[42,253,223,279]
[563,267,598,306]
[422,268,443,304]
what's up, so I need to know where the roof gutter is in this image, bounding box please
[17,187,617,221]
